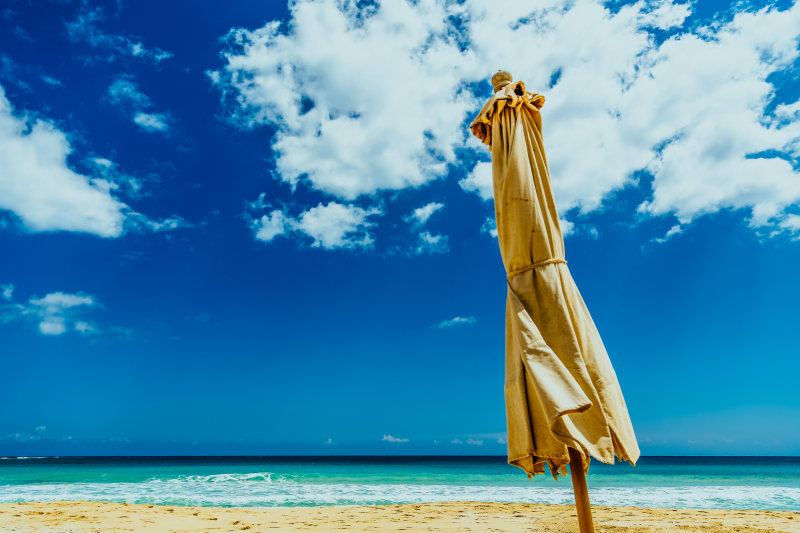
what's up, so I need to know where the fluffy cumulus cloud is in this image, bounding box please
[213,0,478,200]
[0,290,98,336]
[294,202,380,248]
[632,7,800,231]
[215,0,800,242]
[253,209,290,242]
[382,434,409,443]
[251,200,381,249]
[0,84,126,236]
[459,161,493,201]
[0,84,184,237]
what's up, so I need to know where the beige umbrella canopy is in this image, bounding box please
[470,70,640,527]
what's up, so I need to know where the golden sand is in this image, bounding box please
[1,501,799,532]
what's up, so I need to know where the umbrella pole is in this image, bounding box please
[568,447,595,533]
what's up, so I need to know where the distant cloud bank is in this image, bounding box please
[436,316,477,329]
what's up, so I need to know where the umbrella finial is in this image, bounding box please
[492,70,513,92]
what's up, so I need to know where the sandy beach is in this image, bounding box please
[0,501,798,532]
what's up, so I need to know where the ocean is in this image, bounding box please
[1,456,798,511]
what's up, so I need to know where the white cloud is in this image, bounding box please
[39,317,66,335]
[407,202,444,226]
[436,316,477,329]
[252,209,290,242]
[1,283,12,300]
[25,291,96,336]
[415,231,448,254]
[459,161,493,201]
[466,438,484,446]
[40,75,62,87]
[214,0,800,240]
[559,218,575,237]
[92,157,114,168]
[0,54,32,92]
[108,76,151,108]
[631,4,800,230]
[450,438,463,445]
[776,214,800,239]
[0,84,125,237]
[74,321,97,335]
[651,223,683,244]
[0,289,137,339]
[644,0,693,30]
[251,201,380,249]
[382,434,409,443]
[65,4,172,64]
[212,0,480,200]
[133,112,169,132]
[88,156,144,199]
[404,202,447,254]
[2,426,47,442]
[29,292,94,309]
[480,217,498,238]
[129,213,190,233]
[0,84,182,237]
[108,76,172,133]
[295,202,380,249]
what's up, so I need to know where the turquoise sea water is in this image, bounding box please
[1,456,798,510]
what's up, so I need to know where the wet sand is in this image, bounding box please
[1,500,798,532]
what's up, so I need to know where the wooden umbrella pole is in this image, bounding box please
[568,447,595,533]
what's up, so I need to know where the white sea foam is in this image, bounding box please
[178,472,280,483]
[1,476,798,510]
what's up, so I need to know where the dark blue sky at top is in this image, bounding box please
[1,0,799,457]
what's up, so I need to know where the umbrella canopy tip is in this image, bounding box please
[492,70,513,92]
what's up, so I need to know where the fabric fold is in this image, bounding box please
[470,76,640,480]
[471,81,545,149]
[505,281,593,480]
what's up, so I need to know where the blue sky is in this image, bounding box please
[1,0,799,457]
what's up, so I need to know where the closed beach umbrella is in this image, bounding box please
[470,70,641,532]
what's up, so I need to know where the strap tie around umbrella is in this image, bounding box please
[508,258,567,280]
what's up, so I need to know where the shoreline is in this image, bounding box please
[1,501,799,532]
